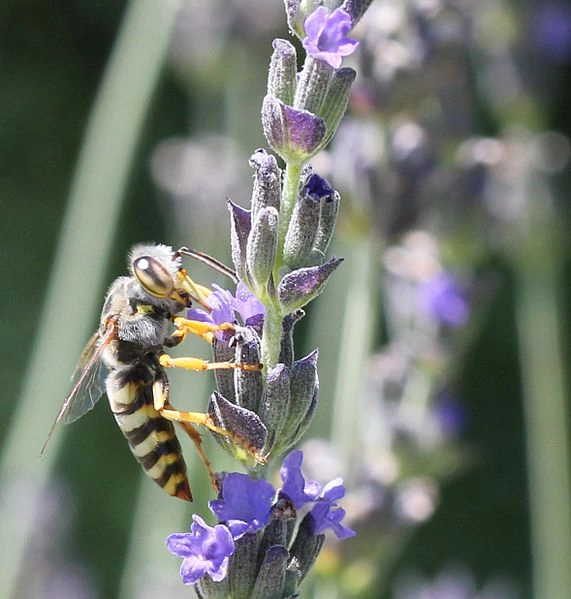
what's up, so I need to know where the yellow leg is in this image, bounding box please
[177,421,218,491]
[159,354,262,372]
[170,317,235,344]
[152,380,264,466]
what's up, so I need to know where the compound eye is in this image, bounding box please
[133,256,174,298]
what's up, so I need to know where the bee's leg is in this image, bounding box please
[152,378,261,462]
[159,353,262,372]
[151,376,218,491]
[166,317,235,346]
[177,421,218,492]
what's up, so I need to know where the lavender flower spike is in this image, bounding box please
[302,7,359,69]
[166,515,235,584]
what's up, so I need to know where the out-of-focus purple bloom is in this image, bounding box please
[166,515,235,584]
[209,473,275,539]
[419,273,469,327]
[433,392,468,439]
[188,283,265,328]
[302,7,359,69]
[533,2,571,62]
[309,502,356,539]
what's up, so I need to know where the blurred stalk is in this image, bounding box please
[330,235,378,466]
[0,1,179,596]
[513,169,571,599]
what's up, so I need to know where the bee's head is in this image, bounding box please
[129,243,183,301]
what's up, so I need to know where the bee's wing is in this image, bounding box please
[41,319,117,454]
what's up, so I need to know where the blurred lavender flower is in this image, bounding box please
[419,272,470,327]
[393,564,521,599]
[532,2,571,62]
[302,7,359,68]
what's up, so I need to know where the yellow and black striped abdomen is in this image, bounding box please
[105,365,192,501]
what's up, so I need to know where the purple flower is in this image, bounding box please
[209,472,275,539]
[309,502,356,539]
[433,392,467,439]
[166,515,235,584]
[303,172,335,201]
[234,282,265,328]
[188,283,265,329]
[419,273,469,327]
[302,7,359,69]
[533,2,571,62]
[279,451,351,533]
[279,450,355,538]
[279,449,317,508]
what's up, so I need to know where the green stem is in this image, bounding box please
[261,299,283,374]
[275,161,302,273]
[262,161,303,373]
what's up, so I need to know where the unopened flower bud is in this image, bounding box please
[341,0,375,26]
[283,191,321,269]
[278,256,343,313]
[319,67,356,148]
[315,189,340,255]
[251,545,289,599]
[228,200,252,284]
[228,533,258,597]
[207,391,267,467]
[274,350,318,455]
[212,337,237,404]
[279,309,305,368]
[259,363,291,453]
[293,56,334,115]
[262,95,327,163]
[246,206,279,291]
[267,39,297,106]
[249,148,282,219]
[232,327,263,413]
[288,514,325,583]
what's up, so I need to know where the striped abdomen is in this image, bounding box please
[105,364,192,501]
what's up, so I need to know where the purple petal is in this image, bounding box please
[234,281,265,322]
[310,503,355,539]
[320,477,346,502]
[302,7,359,68]
[167,515,235,585]
[187,307,215,323]
[419,273,469,327]
[209,284,236,325]
[209,473,275,538]
[280,450,314,508]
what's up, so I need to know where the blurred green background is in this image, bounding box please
[1,1,570,598]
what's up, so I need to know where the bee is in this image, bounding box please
[43,243,260,501]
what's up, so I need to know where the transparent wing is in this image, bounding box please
[61,332,109,424]
[41,319,117,454]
